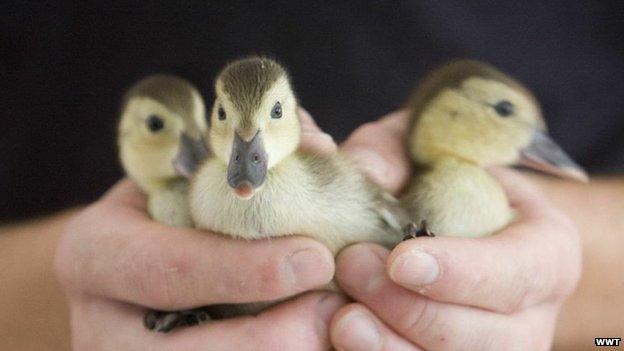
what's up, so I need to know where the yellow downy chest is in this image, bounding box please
[402,158,513,237]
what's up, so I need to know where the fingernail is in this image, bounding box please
[334,310,382,351]
[346,149,389,183]
[286,248,333,288]
[389,250,440,287]
[337,246,385,294]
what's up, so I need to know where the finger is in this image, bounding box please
[171,292,346,350]
[340,110,412,194]
[56,182,335,310]
[101,178,148,211]
[298,106,322,132]
[387,214,579,313]
[387,169,581,313]
[335,244,557,350]
[300,131,337,154]
[71,292,346,351]
[330,303,421,351]
[298,106,338,154]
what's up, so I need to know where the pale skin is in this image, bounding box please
[0,109,621,350]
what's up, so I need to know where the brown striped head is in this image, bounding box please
[118,74,208,190]
[121,74,207,140]
[210,57,301,198]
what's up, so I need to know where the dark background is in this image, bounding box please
[2,1,623,221]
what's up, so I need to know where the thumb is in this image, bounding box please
[340,110,412,194]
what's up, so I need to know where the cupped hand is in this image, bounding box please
[331,111,581,351]
[54,108,344,350]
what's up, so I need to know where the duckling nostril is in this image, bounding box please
[252,154,261,163]
[235,154,240,162]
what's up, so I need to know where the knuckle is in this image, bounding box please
[137,265,178,309]
[235,314,321,351]
[216,251,290,302]
[512,209,583,310]
[53,205,100,289]
[254,256,291,297]
[547,210,583,298]
[513,254,556,311]
[356,121,381,135]
[505,264,541,313]
[144,273,177,309]
[347,121,382,144]
[138,241,197,308]
[400,298,440,340]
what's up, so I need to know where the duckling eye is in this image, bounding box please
[146,115,164,132]
[271,102,282,119]
[493,100,514,117]
[218,106,226,121]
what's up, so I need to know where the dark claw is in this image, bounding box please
[185,310,210,326]
[144,308,211,333]
[402,220,435,241]
[143,310,160,330]
[157,313,185,333]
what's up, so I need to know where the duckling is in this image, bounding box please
[187,56,406,317]
[401,60,588,238]
[118,74,209,227]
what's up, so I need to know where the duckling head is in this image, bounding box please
[407,60,587,182]
[118,74,208,190]
[210,57,300,199]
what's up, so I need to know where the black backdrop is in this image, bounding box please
[2,1,623,220]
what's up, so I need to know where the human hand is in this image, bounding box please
[339,110,413,193]
[332,111,582,350]
[54,108,344,350]
[298,106,338,154]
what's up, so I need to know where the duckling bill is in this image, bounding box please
[227,130,268,197]
[402,60,587,238]
[519,128,588,182]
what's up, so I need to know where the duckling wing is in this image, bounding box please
[307,152,410,245]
